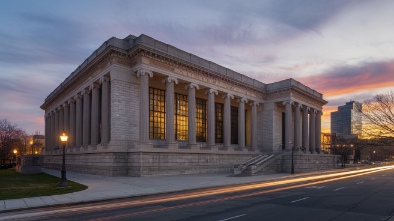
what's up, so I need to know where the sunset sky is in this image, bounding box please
[1,0,393,135]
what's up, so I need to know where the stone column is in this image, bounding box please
[90,82,100,146]
[59,106,64,136]
[186,83,199,149]
[284,101,292,151]
[163,76,178,147]
[136,70,152,144]
[222,94,234,149]
[294,103,301,152]
[82,88,91,146]
[302,105,309,153]
[75,94,83,147]
[69,98,76,148]
[206,89,218,148]
[309,108,316,154]
[250,101,259,150]
[63,103,69,148]
[315,110,322,153]
[51,111,55,150]
[238,98,247,149]
[44,115,48,152]
[54,108,59,148]
[46,114,51,151]
[100,76,110,145]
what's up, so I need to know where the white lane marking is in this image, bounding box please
[357,181,364,184]
[333,187,345,191]
[370,178,375,180]
[218,214,247,221]
[291,197,310,203]
[305,186,325,189]
[382,175,386,176]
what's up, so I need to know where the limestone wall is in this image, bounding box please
[281,153,338,173]
[43,152,257,177]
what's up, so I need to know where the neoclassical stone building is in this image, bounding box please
[41,34,331,176]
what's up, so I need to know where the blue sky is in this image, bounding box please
[1,0,394,134]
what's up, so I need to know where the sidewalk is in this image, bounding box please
[1,165,367,212]
[1,169,295,212]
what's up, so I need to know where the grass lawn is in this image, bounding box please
[0,169,88,200]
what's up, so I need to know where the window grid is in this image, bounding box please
[149,87,166,139]
[231,106,238,144]
[175,93,188,141]
[215,103,224,143]
[196,98,207,142]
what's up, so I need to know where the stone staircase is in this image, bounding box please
[234,154,277,176]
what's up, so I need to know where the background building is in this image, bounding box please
[331,101,362,138]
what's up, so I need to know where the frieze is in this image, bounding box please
[138,52,262,99]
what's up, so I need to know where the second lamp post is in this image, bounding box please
[58,130,68,188]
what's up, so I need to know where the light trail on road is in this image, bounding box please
[2,166,393,221]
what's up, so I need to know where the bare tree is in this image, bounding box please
[0,119,27,166]
[360,91,394,140]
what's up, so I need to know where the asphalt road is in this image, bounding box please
[2,166,394,221]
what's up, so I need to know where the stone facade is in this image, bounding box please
[41,34,330,176]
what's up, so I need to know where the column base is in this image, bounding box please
[186,144,200,149]
[218,146,230,151]
[164,143,179,149]
[206,145,218,151]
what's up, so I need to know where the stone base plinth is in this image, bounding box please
[43,151,258,177]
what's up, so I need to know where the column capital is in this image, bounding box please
[185,83,199,90]
[99,75,110,84]
[222,93,234,100]
[237,97,248,103]
[62,102,69,108]
[81,88,91,95]
[250,101,259,106]
[74,93,82,100]
[282,100,294,105]
[90,82,100,90]
[205,88,218,95]
[162,76,178,84]
[294,102,302,108]
[68,97,75,104]
[137,69,153,78]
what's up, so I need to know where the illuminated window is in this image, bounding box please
[149,87,166,139]
[196,98,207,142]
[215,103,223,143]
[231,106,238,144]
[175,93,188,140]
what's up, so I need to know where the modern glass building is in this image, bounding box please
[331,101,362,137]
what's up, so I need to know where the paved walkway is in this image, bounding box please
[1,169,295,212]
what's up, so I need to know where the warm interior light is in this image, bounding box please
[13,149,17,154]
[60,130,68,143]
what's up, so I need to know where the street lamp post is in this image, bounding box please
[290,142,295,174]
[13,149,17,165]
[30,140,33,155]
[58,130,68,188]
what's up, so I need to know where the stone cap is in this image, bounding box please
[266,78,323,99]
